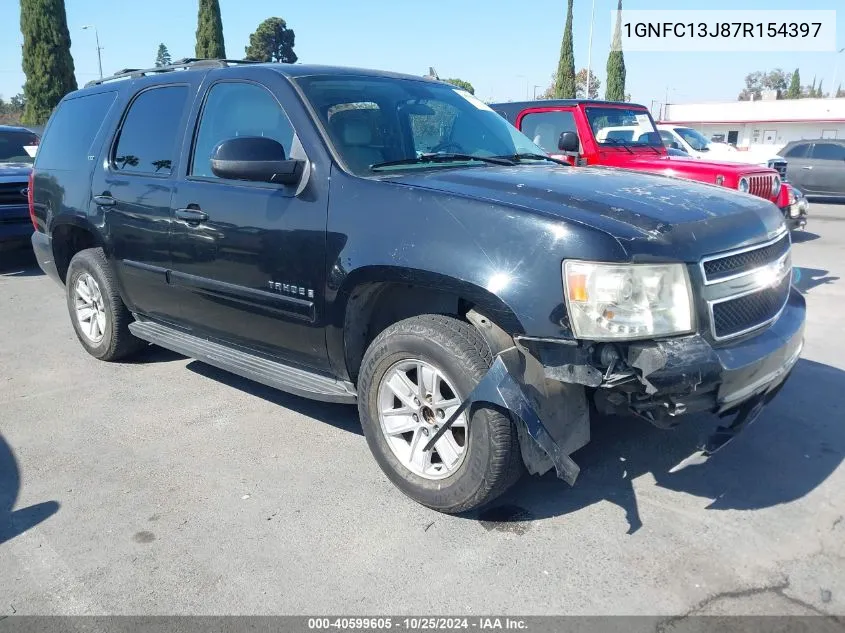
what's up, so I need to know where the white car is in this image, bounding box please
[657,125,787,178]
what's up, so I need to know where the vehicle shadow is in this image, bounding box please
[0,249,41,277]
[123,344,186,365]
[790,230,820,244]
[0,434,59,545]
[793,267,839,294]
[488,358,844,534]
[185,361,363,436]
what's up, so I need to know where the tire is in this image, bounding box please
[65,247,146,361]
[358,315,524,513]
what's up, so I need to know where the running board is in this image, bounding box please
[128,320,357,404]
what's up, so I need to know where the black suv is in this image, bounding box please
[31,59,805,513]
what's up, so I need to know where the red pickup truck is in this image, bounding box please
[492,100,806,229]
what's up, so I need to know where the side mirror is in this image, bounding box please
[210,136,303,185]
[558,131,579,153]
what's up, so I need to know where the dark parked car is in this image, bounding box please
[31,59,804,513]
[779,139,845,198]
[0,125,39,252]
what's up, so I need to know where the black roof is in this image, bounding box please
[84,58,445,89]
[491,99,642,111]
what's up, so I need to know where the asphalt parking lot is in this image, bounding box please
[0,205,843,617]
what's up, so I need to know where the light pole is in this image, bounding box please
[830,47,845,99]
[534,84,543,99]
[585,0,596,99]
[82,25,103,79]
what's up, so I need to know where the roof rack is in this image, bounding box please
[84,58,263,87]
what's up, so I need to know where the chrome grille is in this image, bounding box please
[767,159,788,180]
[702,233,790,283]
[700,229,792,341]
[711,273,791,339]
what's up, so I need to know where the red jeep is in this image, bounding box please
[492,100,802,227]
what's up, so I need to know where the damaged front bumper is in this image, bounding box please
[433,288,805,486]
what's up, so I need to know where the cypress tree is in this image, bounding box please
[816,79,824,98]
[155,43,172,68]
[786,69,801,99]
[196,0,226,59]
[20,0,77,125]
[552,0,576,99]
[605,0,627,101]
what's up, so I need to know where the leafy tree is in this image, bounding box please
[443,78,474,94]
[738,69,788,100]
[552,0,576,99]
[196,0,226,59]
[244,17,297,63]
[605,0,626,101]
[155,43,172,68]
[20,0,77,125]
[786,69,801,99]
[575,68,601,99]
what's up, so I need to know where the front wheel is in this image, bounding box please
[357,315,523,513]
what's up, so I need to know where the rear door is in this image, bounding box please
[91,78,197,323]
[806,142,845,195]
[167,72,330,370]
[781,142,813,191]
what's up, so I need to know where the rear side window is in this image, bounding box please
[520,111,577,153]
[784,143,809,158]
[810,143,845,161]
[113,86,188,175]
[35,91,116,171]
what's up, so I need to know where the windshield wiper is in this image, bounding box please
[601,138,634,154]
[497,153,569,166]
[370,153,515,170]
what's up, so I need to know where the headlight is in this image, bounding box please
[771,175,781,196]
[715,175,725,186]
[738,177,750,193]
[563,261,694,340]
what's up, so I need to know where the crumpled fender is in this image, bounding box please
[422,346,582,485]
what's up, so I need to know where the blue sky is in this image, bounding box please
[0,0,842,109]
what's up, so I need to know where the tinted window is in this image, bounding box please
[784,143,810,158]
[520,111,577,153]
[811,143,845,161]
[0,129,39,163]
[658,130,676,147]
[113,86,188,175]
[192,82,294,178]
[35,91,116,171]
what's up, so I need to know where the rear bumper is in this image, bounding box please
[31,231,62,285]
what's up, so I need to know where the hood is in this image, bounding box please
[623,152,773,175]
[388,165,785,261]
[0,162,33,181]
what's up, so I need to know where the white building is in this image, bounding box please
[661,97,845,152]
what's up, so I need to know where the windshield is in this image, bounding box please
[585,107,662,147]
[674,127,711,152]
[295,75,543,175]
[0,129,39,164]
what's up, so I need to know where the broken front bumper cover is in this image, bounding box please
[427,287,805,486]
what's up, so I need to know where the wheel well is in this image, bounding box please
[344,283,467,382]
[52,224,100,282]
[343,281,515,383]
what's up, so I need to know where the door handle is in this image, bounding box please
[175,208,209,224]
[93,195,116,207]
[801,166,813,170]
